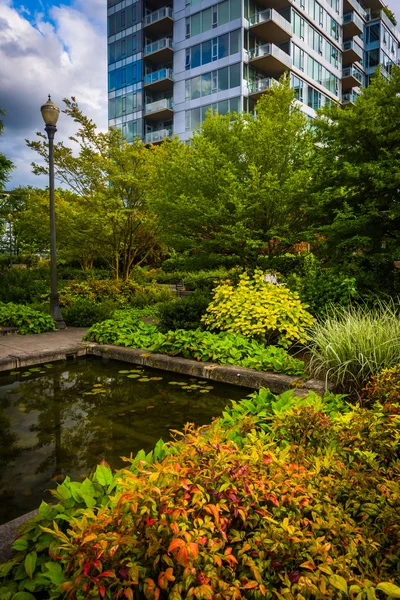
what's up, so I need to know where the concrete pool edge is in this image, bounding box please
[0,339,329,396]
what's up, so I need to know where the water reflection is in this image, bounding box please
[0,357,249,524]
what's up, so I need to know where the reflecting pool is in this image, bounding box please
[0,357,250,524]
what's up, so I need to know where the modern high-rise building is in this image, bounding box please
[107,0,400,144]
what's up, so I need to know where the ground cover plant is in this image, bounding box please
[1,389,400,599]
[0,302,55,334]
[308,301,400,394]
[83,315,305,376]
[202,270,314,348]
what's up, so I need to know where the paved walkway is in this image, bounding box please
[0,328,89,371]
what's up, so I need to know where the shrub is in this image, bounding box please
[0,302,55,334]
[0,268,49,304]
[63,298,117,327]
[2,397,400,599]
[287,271,358,316]
[84,317,305,376]
[158,292,211,332]
[60,279,172,308]
[308,301,400,394]
[202,269,314,348]
[364,364,400,406]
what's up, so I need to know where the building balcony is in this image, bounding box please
[342,90,360,106]
[249,9,292,44]
[144,68,173,92]
[342,65,364,87]
[144,98,174,121]
[343,11,364,37]
[144,37,173,63]
[144,7,173,36]
[145,128,173,144]
[247,43,292,76]
[248,77,274,100]
[342,39,363,66]
[343,0,367,19]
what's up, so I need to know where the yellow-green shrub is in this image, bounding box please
[202,270,314,347]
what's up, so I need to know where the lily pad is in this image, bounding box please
[138,377,150,382]
[199,389,210,394]
[129,369,143,374]
[127,374,141,379]
[147,405,155,409]
[44,364,53,368]
[149,377,163,381]
[168,382,179,385]
[205,386,214,390]
[118,370,131,374]
[22,373,31,378]
[176,382,188,386]
[29,367,42,373]
[182,386,192,389]
[9,371,20,375]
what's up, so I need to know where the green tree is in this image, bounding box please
[309,66,400,293]
[149,78,314,266]
[26,98,163,279]
[0,109,14,190]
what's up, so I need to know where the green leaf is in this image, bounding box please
[24,552,37,579]
[38,501,54,521]
[12,593,36,600]
[376,583,400,598]
[43,562,63,585]
[329,575,348,595]
[94,464,113,486]
[11,538,28,552]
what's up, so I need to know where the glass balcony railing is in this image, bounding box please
[247,43,292,67]
[145,128,173,143]
[144,37,173,56]
[343,39,363,55]
[145,98,173,114]
[144,68,173,85]
[145,6,173,26]
[249,8,291,34]
[342,65,364,84]
[248,77,273,93]
[343,11,364,31]
[342,91,359,104]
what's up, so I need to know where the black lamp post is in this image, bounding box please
[40,96,66,330]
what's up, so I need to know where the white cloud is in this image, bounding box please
[0,0,107,189]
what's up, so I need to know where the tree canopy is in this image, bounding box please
[149,79,315,266]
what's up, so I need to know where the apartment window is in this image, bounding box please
[201,40,211,64]
[186,17,190,38]
[186,31,241,71]
[185,111,191,131]
[291,74,304,102]
[230,0,241,20]
[230,62,241,87]
[293,44,304,71]
[212,6,218,28]
[218,0,229,26]
[218,66,229,91]
[202,72,212,95]
[308,88,321,110]
[212,71,218,92]
[192,44,201,68]
[192,12,201,36]
[229,97,240,113]
[191,76,201,99]
[212,38,218,60]
[202,8,211,32]
[230,29,240,53]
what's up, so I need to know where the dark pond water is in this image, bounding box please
[0,357,251,525]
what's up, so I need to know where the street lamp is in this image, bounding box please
[40,95,66,329]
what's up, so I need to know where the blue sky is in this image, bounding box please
[1,0,400,188]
